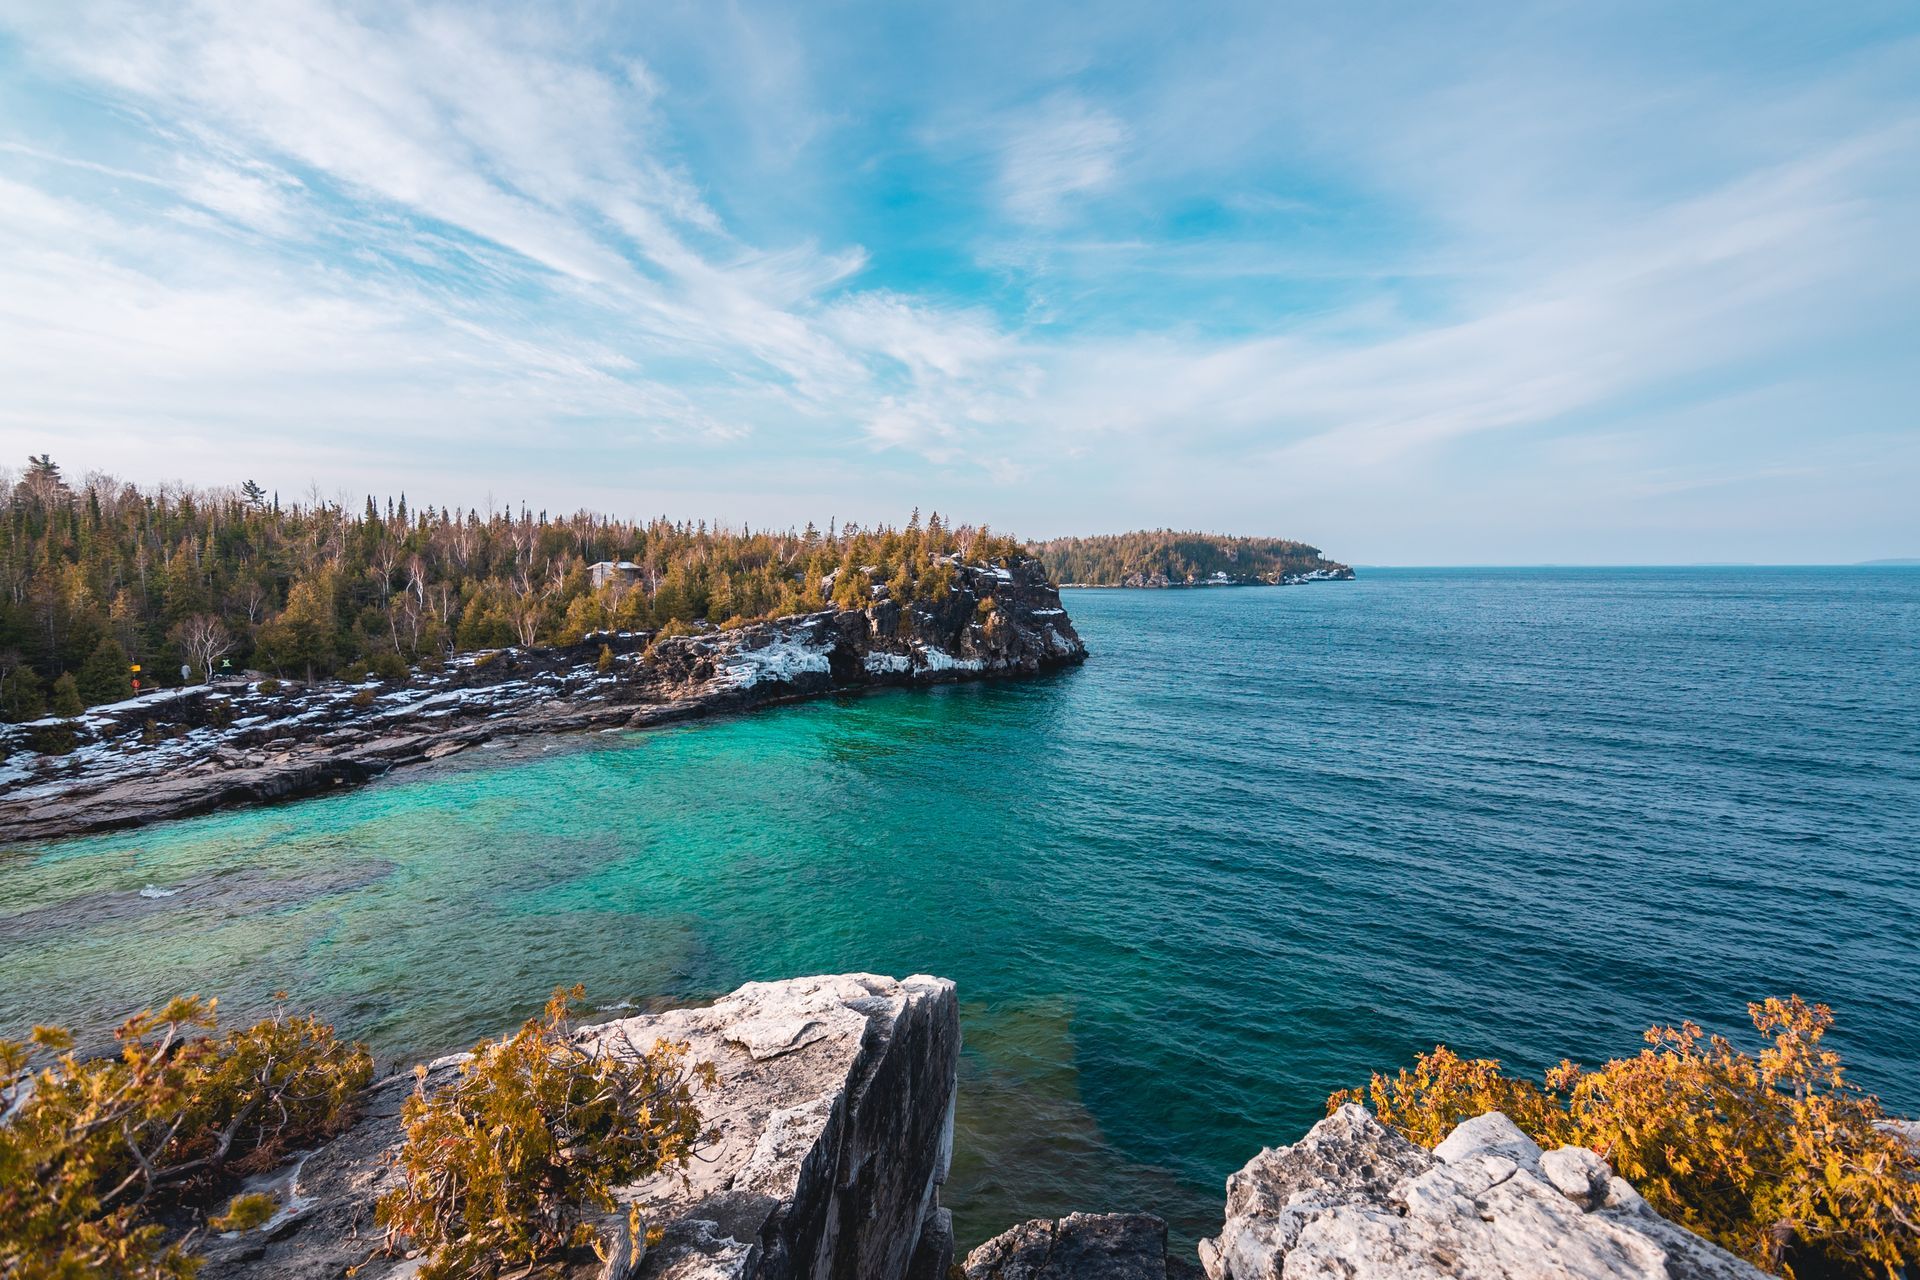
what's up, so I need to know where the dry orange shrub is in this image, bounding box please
[374,985,714,1280]
[1334,997,1920,1277]
[0,996,371,1280]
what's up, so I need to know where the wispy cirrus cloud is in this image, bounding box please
[0,0,997,464]
[996,94,1128,226]
[0,0,1914,560]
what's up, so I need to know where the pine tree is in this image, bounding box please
[162,547,207,623]
[76,634,132,705]
[49,672,84,717]
[1,666,45,722]
[256,574,336,681]
[0,458,1028,695]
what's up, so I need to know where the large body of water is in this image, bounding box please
[3,567,1917,1247]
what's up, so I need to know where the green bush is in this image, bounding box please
[207,1192,278,1233]
[369,652,410,683]
[1335,997,1920,1278]
[349,688,377,709]
[24,724,78,756]
[0,997,372,1280]
[376,986,713,1280]
[253,678,282,695]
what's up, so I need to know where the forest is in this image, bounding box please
[0,456,1020,719]
[1030,530,1348,586]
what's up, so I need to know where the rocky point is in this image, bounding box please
[0,556,1085,845]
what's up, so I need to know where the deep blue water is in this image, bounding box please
[3,567,1917,1247]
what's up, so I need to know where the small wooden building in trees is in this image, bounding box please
[588,561,642,589]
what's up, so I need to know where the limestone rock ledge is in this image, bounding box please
[195,973,960,1280]
[1197,1105,1768,1280]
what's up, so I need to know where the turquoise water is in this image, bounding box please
[3,567,1918,1247]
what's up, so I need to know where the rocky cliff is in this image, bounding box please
[195,974,961,1280]
[1200,1106,1768,1280]
[185,975,1781,1280]
[0,556,1085,845]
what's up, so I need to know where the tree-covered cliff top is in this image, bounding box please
[0,454,1024,716]
[1028,531,1351,587]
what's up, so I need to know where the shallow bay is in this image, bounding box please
[3,567,1916,1247]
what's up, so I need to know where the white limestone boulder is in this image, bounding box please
[1198,1106,1766,1280]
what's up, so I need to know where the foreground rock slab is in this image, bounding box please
[196,973,960,1280]
[962,1212,1200,1279]
[1198,1105,1767,1280]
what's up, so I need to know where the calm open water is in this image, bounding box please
[3,567,1917,1247]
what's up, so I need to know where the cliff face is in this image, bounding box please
[195,974,962,1280]
[0,557,1084,845]
[171,976,1780,1280]
[638,556,1086,699]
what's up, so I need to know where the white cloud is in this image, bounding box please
[0,1,1914,560]
[997,94,1128,225]
[0,0,1008,461]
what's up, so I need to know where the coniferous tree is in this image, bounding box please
[1,457,1021,701]
[76,635,132,705]
[1,666,45,722]
[49,672,84,717]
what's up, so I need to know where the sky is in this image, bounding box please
[0,1,1916,564]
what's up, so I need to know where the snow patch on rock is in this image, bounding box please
[917,646,984,673]
[713,634,833,690]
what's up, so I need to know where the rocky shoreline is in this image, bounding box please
[184,972,1772,1280]
[1062,567,1354,589]
[0,557,1085,847]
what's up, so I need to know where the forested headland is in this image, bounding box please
[0,455,1020,719]
[1030,530,1350,587]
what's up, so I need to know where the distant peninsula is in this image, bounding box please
[1030,530,1354,588]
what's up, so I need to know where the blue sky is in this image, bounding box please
[0,1,1915,563]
